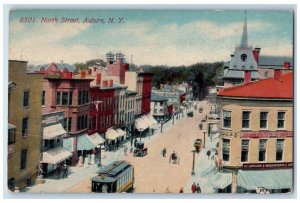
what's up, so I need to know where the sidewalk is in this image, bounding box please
[183,99,218,194]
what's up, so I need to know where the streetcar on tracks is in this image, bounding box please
[91,160,134,193]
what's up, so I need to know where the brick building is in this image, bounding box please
[212,71,293,193]
[8,60,43,191]
[41,63,101,165]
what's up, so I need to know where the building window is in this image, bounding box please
[22,117,28,137]
[260,112,268,129]
[20,149,27,170]
[276,139,284,161]
[277,112,285,129]
[242,111,251,129]
[23,91,30,107]
[85,91,89,104]
[69,91,73,106]
[62,92,68,105]
[42,91,45,106]
[56,91,61,105]
[68,117,72,132]
[78,91,82,105]
[259,139,267,161]
[222,139,230,161]
[241,140,249,162]
[223,111,231,128]
[241,54,247,62]
[8,128,16,144]
[63,118,68,130]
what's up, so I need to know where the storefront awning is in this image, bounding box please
[237,169,293,190]
[141,116,152,127]
[43,123,66,140]
[42,147,72,165]
[116,129,126,138]
[8,123,16,129]
[77,134,97,151]
[106,128,119,140]
[209,172,232,189]
[135,118,148,131]
[89,133,105,145]
[63,137,74,152]
[147,114,158,125]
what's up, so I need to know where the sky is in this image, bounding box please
[9,9,294,66]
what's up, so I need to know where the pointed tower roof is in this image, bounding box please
[240,11,249,48]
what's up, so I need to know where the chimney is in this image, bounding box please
[244,70,251,83]
[102,80,108,87]
[88,69,92,75]
[109,79,113,87]
[80,70,86,78]
[283,61,290,69]
[96,73,101,86]
[93,66,96,71]
[123,63,129,72]
[252,47,261,64]
[274,69,283,81]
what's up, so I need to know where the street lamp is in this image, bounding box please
[203,130,207,149]
[96,145,102,167]
[161,120,164,133]
[172,112,175,125]
[191,149,196,175]
[139,128,142,141]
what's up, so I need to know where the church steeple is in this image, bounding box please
[240,11,249,48]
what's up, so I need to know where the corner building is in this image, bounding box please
[215,71,293,193]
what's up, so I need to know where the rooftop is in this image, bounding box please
[218,72,293,99]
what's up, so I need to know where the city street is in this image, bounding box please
[66,100,214,193]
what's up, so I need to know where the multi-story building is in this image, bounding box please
[150,92,168,122]
[213,71,293,193]
[124,89,137,143]
[8,60,43,191]
[41,63,99,165]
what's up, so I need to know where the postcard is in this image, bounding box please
[7,9,294,194]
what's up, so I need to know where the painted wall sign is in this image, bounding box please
[243,162,293,170]
[241,131,293,138]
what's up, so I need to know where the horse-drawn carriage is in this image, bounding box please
[169,151,180,165]
[133,141,148,157]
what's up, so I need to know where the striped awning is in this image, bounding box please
[43,123,66,140]
[237,169,293,190]
[89,133,105,145]
[42,147,72,164]
[106,128,119,140]
[63,137,74,152]
[209,172,232,189]
[77,134,97,151]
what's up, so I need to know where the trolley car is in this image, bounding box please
[91,160,134,193]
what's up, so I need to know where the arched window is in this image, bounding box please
[241,54,247,62]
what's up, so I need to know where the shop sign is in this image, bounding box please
[42,112,64,126]
[243,162,293,170]
[241,131,293,138]
[220,130,238,138]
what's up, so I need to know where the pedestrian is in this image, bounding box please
[199,122,203,130]
[179,187,184,193]
[151,128,154,135]
[211,154,215,162]
[196,183,201,193]
[124,146,128,156]
[191,182,197,193]
[162,148,166,157]
[57,164,61,179]
[134,139,137,147]
[206,150,211,160]
[63,163,68,178]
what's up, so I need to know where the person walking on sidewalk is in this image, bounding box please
[206,150,211,160]
[179,187,184,193]
[191,182,197,193]
[124,146,128,156]
[62,163,68,178]
[196,183,202,193]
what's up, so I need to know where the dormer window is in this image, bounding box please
[241,54,247,62]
